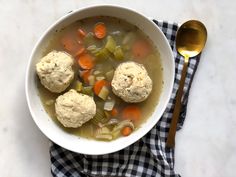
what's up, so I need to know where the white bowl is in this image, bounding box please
[25,5,174,155]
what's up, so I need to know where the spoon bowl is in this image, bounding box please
[166,20,207,148]
[176,20,207,58]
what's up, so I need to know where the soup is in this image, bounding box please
[37,16,163,141]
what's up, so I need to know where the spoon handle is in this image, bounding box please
[166,56,189,148]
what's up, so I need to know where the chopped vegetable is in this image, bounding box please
[111,108,118,117]
[98,86,109,100]
[122,105,141,122]
[84,32,96,47]
[94,127,113,140]
[104,100,115,111]
[112,120,134,132]
[122,44,131,51]
[95,47,110,59]
[97,126,110,134]
[105,70,114,81]
[105,35,116,53]
[74,81,83,92]
[122,32,136,45]
[96,76,105,81]
[106,118,119,126]
[81,86,93,96]
[45,99,54,106]
[77,53,95,70]
[74,47,85,57]
[93,70,102,75]
[88,75,95,86]
[97,118,119,128]
[94,119,134,140]
[95,134,113,141]
[112,130,121,139]
[91,108,109,125]
[112,120,134,138]
[111,31,123,36]
[104,111,110,118]
[93,80,109,95]
[132,39,152,59]
[61,35,79,53]
[77,28,86,38]
[94,22,107,39]
[87,45,100,54]
[114,46,124,60]
[121,126,133,136]
[80,70,91,84]
[111,31,124,43]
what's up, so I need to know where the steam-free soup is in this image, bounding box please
[37,16,163,141]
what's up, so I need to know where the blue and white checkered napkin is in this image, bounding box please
[50,20,201,177]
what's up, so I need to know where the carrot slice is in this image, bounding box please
[77,53,94,70]
[111,108,118,117]
[121,126,132,136]
[61,35,79,53]
[94,22,107,39]
[93,80,109,95]
[78,28,87,38]
[80,70,91,84]
[122,105,141,122]
[74,47,86,57]
[132,39,152,59]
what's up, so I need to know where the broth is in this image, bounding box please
[37,16,163,140]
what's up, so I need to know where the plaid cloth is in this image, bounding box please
[50,20,201,177]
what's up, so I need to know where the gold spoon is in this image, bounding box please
[166,20,207,148]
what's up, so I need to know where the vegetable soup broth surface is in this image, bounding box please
[37,16,163,140]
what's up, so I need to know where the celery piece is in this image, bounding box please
[74,81,83,92]
[112,130,121,139]
[105,70,114,81]
[105,35,116,53]
[91,108,109,125]
[87,45,100,54]
[88,75,95,86]
[82,86,93,96]
[122,44,131,51]
[84,32,96,47]
[95,47,110,59]
[114,46,124,60]
[104,111,110,118]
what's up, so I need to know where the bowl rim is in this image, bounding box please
[25,4,175,155]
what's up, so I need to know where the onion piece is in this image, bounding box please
[98,86,109,100]
[104,100,115,111]
[112,120,134,133]
[93,70,102,75]
[107,118,119,125]
[95,127,113,141]
[96,76,105,81]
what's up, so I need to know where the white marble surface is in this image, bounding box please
[0,0,236,176]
